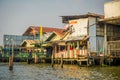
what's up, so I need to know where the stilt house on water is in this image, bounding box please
[44,13,104,63]
[99,0,120,61]
[46,0,120,65]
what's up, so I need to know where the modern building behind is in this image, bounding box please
[3,34,34,57]
[3,34,34,48]
[3,26,64,48]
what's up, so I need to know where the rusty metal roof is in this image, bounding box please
[23,26,65,36]
[61,12,104,23]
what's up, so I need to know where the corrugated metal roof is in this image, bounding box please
[66,35,88,41]
[61,12,104,23]
[20,39,39,47]
[61,12,104,19]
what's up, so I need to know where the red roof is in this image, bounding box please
[23,26,64,36]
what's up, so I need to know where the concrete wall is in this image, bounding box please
[104,0,120,18]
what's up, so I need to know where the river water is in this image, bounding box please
[0,63,120,80]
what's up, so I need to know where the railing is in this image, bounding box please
[108,40,120,57]
[54,49,87,59]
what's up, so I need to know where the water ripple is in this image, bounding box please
[0,63,120,80]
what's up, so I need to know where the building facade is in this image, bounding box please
[61,13,104,53]
[100,0,120,57]
[4,35,33,48]
[22,26,64,41]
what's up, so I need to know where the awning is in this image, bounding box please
[20,39,39,47]
[99,16,120,25]
[66,35,88,42]
[42,43,52,47]
[58,42,66,46]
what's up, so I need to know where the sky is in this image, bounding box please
[0,0,111,45]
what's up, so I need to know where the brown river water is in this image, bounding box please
[0,63,120,80]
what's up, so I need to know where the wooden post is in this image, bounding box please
[51,46,54,67]
[35,54,38,64]
[73,42,75,59]
[67,42,70,58]
[63,44,66,63]
[108,43,111,66]
[59,45,61,64]
[52,44,57,67]
[87,41,90,66]
[79,61,81,66]
[77,41,79,49]
[87,41,90,57]
[103,23,107,65]
[9,56,13,70]
[61,54,63,68]
[9,39,14,70]
[55,44,57,63]
[51,53,54,67]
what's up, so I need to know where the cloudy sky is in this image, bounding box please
[0,0,111,45]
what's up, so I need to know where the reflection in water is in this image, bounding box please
[0,63,120,80]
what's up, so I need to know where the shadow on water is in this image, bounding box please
[0,63,120,80]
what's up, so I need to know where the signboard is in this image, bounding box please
[69,18,88,37]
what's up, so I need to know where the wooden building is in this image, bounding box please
[99,0,120,59]
[43,13,104,65]
[61,13,104,57]
[22,26,65,58]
